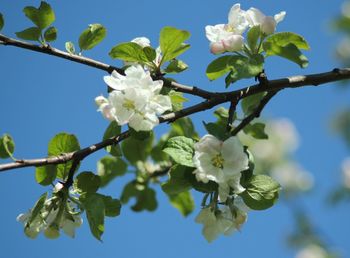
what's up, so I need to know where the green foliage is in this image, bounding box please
[159,26,190,63]
[206,54,264,85]
[169,117,198,139]
[121,132,153,164]
[103,121,122,157]
[97,156,127,187]
[143,46,157,62]
[0,13,4,31]
[73,171,101,194]
[169,90,188,111]
[23,1,55,30]
[80,193,105,241]
[0,133,15,159]
[164,59,188,74]
[168,191,194,217]
[43,26,57,42]
[247,25,261,53]
[65,41,76,54]
[240,175,280,210]
[243,122,269,139]
[161,165,194,195]
[109,42,148,62]
[121,181,157,212]
[263,32,310,68]
[28,192,48,225]
[35,165,57,186]
[15,27,41,41]
[163,136,195,167]
[78,24,106,51]
[48,133,80,179]
[203,122,228,141]
[241,92,267,116]
[102,195,121,217]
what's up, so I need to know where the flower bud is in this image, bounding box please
[261,16,277,35]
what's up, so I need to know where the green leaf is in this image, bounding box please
[43,26,57,42]
[159,26,190,62]
[214,107,229,124]
[241,92,267,116]
[150,135,169,162]
[161,165,193,195]
[28,192,48,225]
[206,55,233,81]
[80,193,105,241]
[23,1,55,30]
[97,156,127,187]
[0,13,4,31]
[243,122,269,139]
[264,32,310,50]
[163,136,195,167]
[240,175,280,210]
[74,171,101,194]
[169,90,188,111]
[121,133,154,164]
[65,41,76,54]
[120,182,157,212]
[143,46,156,62]
[247,25,261,53]
[164,59,188,74]
[15,27,41,41]
[168,191,194,217]
[0,133,15,159]
[78,23,106,51]
[109,42,148,62]
[203,122,228,141]
[169,117,198,139]
[48,133,80,179]
[263,41,309,68]
[103,121,122,157]
[35,165,57,186]
[101,195,121,217]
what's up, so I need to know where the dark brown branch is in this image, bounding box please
[0,34,214,99]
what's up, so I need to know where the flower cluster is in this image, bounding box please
[195,197,249,242]
[205,3,286,54]
[193,134,249,201]
[96,65,172,131]
[17,189,82,239]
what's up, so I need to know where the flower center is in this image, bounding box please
[122,98,136,110]
[211,153,224,169]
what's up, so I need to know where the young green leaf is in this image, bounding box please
[43,26,57,42]
[80,193,105,241]
[109,42,148,62]
[206,55,233,81]
[159,26,190,63]
[203,122,228,141]
[169,117,198,139]
[264,32,310,50]
[247,25,261,53]
[97,156,127,187]
[143,46,157,62]
[103,121,122,157]
[0,13,4,31]
[163,136,195,167]
[169,90,188,111]
[48,132,80,179]
[79,24,106,51]
[35,165,57,186]
[164,59,188,74]
[121,133,154,164]
[15,27,41,41]
[65,41,76,54]
[73,171,101,194]
[101,195,121,217]
[168,191,194,217]
[243,123,269,139]
[0,133,15,159]
[241,92,267,116]
[161,165,194,195]
[240,175,280,210]
[23,1,55,30]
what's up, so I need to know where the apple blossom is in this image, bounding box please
[98,65,172,131]
[246,7,286,35]
[193,134,249,201]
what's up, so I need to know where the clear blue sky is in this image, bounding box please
[1,1,349,257]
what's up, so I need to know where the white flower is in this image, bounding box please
[227,3,249,34]
[195,197,248,242]
[131,37,151,48]
[295,245,329,258]
[246,7,286,35]
[193,135,249,201]
[99,65,172,131]
[60,213,83,238]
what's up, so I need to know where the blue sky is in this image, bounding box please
[1,1,349,257]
